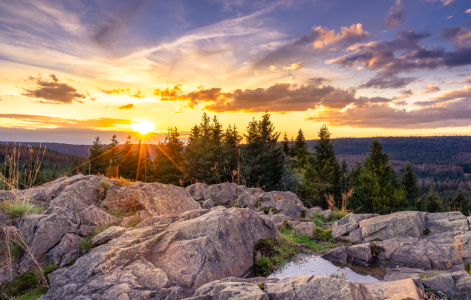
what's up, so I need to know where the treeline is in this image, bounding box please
[86,112,471,215]
[0,144,80,189]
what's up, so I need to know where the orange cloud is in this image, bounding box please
[312,24,369,49]
[283,62,305,70]
[118,104,134,110]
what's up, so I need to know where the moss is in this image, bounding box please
[79,238,93,250]
[15,287,48,300]
[423,228,430,235]
[0,265,57,299]
[125,220,141,228]
[260,207,280,215]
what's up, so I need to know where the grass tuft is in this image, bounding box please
[79,238,93,250]
[0,201,44,218]
[0,264,57,299]
[253,237,297,276]
[93,225,111,236]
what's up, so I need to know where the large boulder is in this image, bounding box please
[186,183,209,200]
[331,213,379,239]
[48,175,104,211]
[203,182,239,204]
[295,222,316,237]
[45,233,83,266]
[102,182,201,216]
[239,188,263,208]
[78,205,120,227]
[276,199,304,218]
[42,208,280,299]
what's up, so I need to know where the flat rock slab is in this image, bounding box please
[365,278,424,300]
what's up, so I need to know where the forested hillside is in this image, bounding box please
[0,141,92,156]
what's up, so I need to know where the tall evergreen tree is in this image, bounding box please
[451,189,471,216]
[106,135,120,166]
[119,135,138,179]
[89,137,105,175]
[241,112,284,190]
[154,127,186,185]
[282,132,290,156]
[354,139,404,213]
[424,187,444,213]
[302,125,339,207]
[290,129,310,169]
[401,163,421,209]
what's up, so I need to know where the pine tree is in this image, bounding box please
[401,163,420,209]
[119,135,138,179]
[424,187,444,213]
[154,127,186,185]
[89,137,105,175]
[302,125,340,207]
[354,139,405,213]
[290,129,310,169]
[282,132,290,156]
[451,189,471,216]
[241,112,284,190]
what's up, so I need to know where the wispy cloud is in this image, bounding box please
[385,0,405,29]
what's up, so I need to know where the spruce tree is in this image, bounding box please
[401,163,420,209]
[89,137,105,175]
[451,189,471,216]
[424,187,444,213]
[356,139,404,213]
[154,127,186,185]
[291,129,310,169]
[241,112,284,190]
[282,132,290,156]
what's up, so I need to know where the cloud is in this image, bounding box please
[328,30,471,74]
[359,73,416,89]
[398,85,441,101]
[155,78,391,112]
[255,24,369,69]
[426,0,453,5]
[385,0,405,29]
[307,98,471,129]
[21,74,90,104]
[101,88,131,95]
[283,62,305,70]
[130,91,145,98]
[424,85,440,93]
[433,86,471,101]
[118,104,134,110]
[466,9,471,13]
[0,114,132,129]
[441,26,471,47]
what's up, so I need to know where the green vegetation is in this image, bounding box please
[0,264,57,299]
[0,201,44,218]
[79,238,93,250]
[125,221,140,228]
[280,227,341,253]
[253,237,297,276]
[93,224,111,236]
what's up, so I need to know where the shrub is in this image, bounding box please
[253,237,297,276]
[0,201,44,218]
[79,238,93,250]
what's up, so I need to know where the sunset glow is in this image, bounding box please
[130,120,155,136]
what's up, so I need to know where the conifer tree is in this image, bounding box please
[89,137,105,174]
[241,112,284,190]
[106,135,120,166]
[451,189,471,216]
[154,127,185,185]
[119,135,138,179]
[282,132,290,156]
[401,163,421,209]
[290,129,310,169]
[355,139,404,213]
[424,187,444,213]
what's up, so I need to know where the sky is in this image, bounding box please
[0,0,471,144]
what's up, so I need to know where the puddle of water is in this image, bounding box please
[266,254,386,284]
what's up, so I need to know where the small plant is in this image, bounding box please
[125,221,140,228]
[79,238,93,250]
[209,190,218,202]
[114,177,132,187]
[330,268,350,280]
[93,225,111,236]
[0,201,44,218]
[100,247,117,278]
[308,212,326,226]
[253,237,297,276]
[423,228,430,235]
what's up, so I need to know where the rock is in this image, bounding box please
[295,222,316,237]
[48,176,104,211]
[259,193,277,208]
[270,191,303,206]
[238,188,263,208]
[135,214,178,228]
[421,270,471,299]
[78,225,96,237]
[331,213,379,239]
[120,214,141,227]
[202,199,215,209]
[275,222,284,229]
[323,246,349,264]
[347,243,372,264]
[186,183,209,200]
[59,250,79,267]
[189,280,268,300]
[78,205,120,226]
[365,278,424,300]
[425,211,469,234]
[203,182,239,204]
[322,209,333,219]
[91,226,127,246]
[286,221,301,229]
[45,233,83,265]
[43,208,280,299]
[359,211,426,242]
[271,214,290,224]
[102,182,201,216]
[276,199,304,218]
[306,207,323,218]
[18,213,78,273]
[263,275,373,300]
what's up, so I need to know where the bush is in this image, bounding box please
[0,201,44,218]
[253,237,297,276]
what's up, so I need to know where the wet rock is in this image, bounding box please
[91,226,127,246]
[347,243,372,264]
[202,199,215,209]
[78,205,120,227]
[102,181,201,216]
[43,208,280,299]
[295,222,316,237]
[186,183,209,200]
[323,246,349,264]
[45,233,83,265]
[203,182,239,204]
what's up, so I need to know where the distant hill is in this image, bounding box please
[0,141,92,156]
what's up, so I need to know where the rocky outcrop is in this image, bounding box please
[102,182,201,216]
[41,207,280,299]
[365,278,424,300]
[45,233,83,266]
[202,182,239,204]
[186,183,209,200]
[189,276,374,300]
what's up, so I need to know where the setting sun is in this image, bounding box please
[130,120,155,135]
